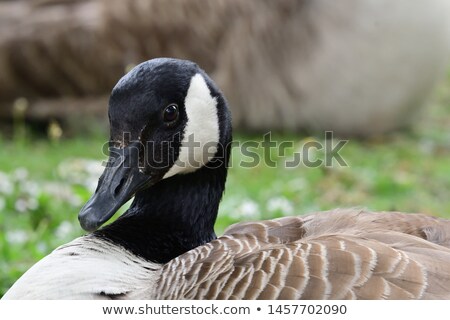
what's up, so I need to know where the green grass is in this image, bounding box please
[1,71,450,297]
[0,138,106,179]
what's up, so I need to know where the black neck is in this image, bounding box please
[94,162,228,264]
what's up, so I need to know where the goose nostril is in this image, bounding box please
[114,178,126,197]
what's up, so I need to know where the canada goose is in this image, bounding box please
[3,58,450,300]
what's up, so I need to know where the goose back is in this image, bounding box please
[155,209,450,299]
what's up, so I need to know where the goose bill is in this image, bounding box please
[78,142,154,232]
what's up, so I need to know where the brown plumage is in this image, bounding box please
[154,209,450,299]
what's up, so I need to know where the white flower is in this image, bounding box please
[267,196,294,215]
[55,221,74,239]
[6,230,28,244]
[15,199,28,212]
[287,178,307,192]
[36,242,48,254]
[42,182,81,205]
[68,195,82,207]
[58,158,103,186]
[22,181,40,197]
[230,199,260,220]
[85,178,99,193]
[12,167,28,182]
[0,172,14,195]
[84,160,104,177]
[14,197,38,212]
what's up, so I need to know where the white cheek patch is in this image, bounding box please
[163,73,219,179]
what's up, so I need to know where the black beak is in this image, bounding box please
[78,142,154,232]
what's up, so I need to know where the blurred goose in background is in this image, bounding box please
[3,58,450,300]
[1,0,450,137]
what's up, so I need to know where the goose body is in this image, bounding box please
[5,209,450,299]
[3,58,450,299]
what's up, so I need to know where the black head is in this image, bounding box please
[78,58,232,233]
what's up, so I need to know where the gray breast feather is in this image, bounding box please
[2,236,160,300]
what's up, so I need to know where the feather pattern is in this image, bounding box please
[153,209,450,300]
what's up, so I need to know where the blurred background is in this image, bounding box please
[1,0,450,296]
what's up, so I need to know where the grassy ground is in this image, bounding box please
[0,71,449,296]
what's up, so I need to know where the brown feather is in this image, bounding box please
[153,209,450,300]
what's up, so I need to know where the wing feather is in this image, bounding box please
[155,209,450,300]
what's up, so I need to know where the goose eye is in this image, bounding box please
[163,104,179,123]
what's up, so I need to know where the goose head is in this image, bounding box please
[78,58,232,262]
